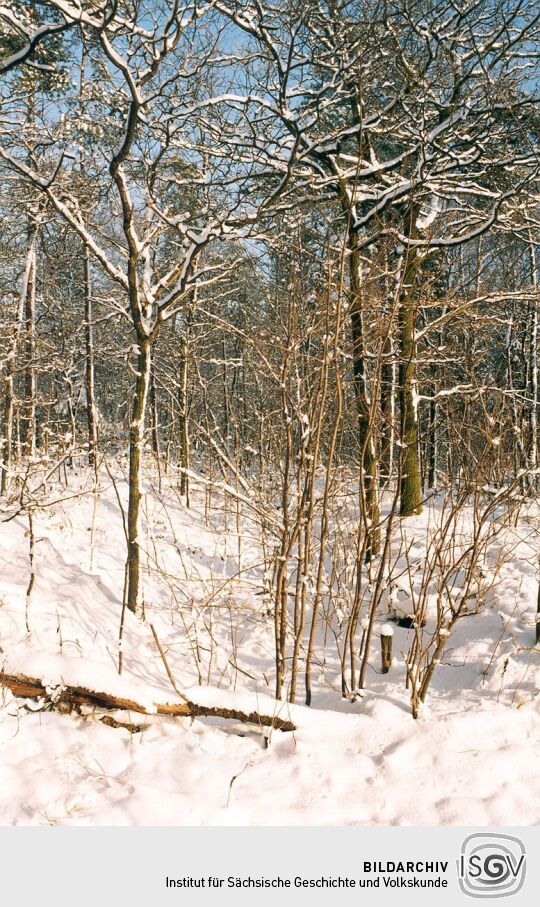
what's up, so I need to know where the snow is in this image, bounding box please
[0,464,539,826]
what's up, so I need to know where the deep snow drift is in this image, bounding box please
[0,463,539,826]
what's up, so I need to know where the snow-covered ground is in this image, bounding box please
[0,464,539,826]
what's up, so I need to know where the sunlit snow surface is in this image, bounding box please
[0,464,538,825]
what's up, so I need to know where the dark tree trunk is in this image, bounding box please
[349,239,380,557]
[83,243,98,467]
[380,332,395,486]
[178,331,190,503]
[21,219,38,459]
[126,336,152,616]
[398,210,423,516]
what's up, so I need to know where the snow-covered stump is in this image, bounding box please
[380,624,394,674]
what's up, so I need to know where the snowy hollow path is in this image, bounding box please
[0,467,539,826]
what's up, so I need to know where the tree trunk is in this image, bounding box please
[504,317,527,489]
[178,331,190,503]
[149,362,160,458]
[1,363,14,495]
[528,239,538,491]
[126,335,152,616]
[427,381,437,491]
[0,670,296,731]
[0,300,21,494]
[349,239,380,557]
[83,243,98,467]
[397,212,423,516]
[380,331,395,486]
[21,218,38,459]
[222,337,230,447]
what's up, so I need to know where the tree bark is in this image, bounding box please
[426,380,437,491]
[397,211,423,516]
[21,218,38,459]
[126,335,152,616]
[83,242,98,467]
[0,670,296,731]
[178,330,190,503]
[149,361,160,459]
[349,238,381,557]
[222,337,230,446]
[1,367,14,494]
[527,239,538,491]
[380,331,395,486]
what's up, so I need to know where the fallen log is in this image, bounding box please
[0,670,296,732]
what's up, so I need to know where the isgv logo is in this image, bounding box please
[458,834,526,899]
